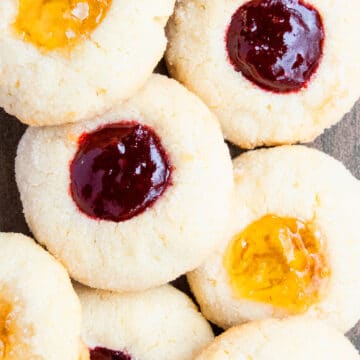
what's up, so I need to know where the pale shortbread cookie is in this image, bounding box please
[0,232,83,360]
[76,284,214,360]
[16,74,233,292]
[188,146,360,331]
[0,0,175,126]
[194,318,360,360]
[166,0,360,148]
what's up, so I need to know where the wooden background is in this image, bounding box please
[0,89,359,348]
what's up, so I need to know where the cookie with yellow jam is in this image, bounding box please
[0,232,84,360]
[76,284,214,360]
[194,318,360,360]
[188,145,360,331]
[0,0,175,126]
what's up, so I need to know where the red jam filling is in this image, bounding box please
[90,347,132,360]
[70,122,172,222]
[226,0,324,93]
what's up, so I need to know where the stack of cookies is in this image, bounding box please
[0,0,360,359]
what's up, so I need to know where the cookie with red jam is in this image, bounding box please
[166,0,360,148]
[15,74,233,292]
[188,146,360,332]
[76,284,214,360]
[0,0,175,126]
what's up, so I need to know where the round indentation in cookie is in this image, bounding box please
[224,215,330,313]
[15,0,111,51]
[16,74,233,292]
[187,146,360,331]
[166,0,360,148]
[0,233,83,359]
[1,0,176,126]
[226,0,324,93]
[77,284,214,360]
[70,122,172,222]
[0,288,32,359]
[90,347,131,360]
[194,318,360,360]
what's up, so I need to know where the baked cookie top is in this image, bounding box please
[0,232,83,360]
[194,318,360,360]
[0,0,175,126]
[188,145,360,331]
[15,74,233,292]
[76,284,214,360]
[166,0,360,148]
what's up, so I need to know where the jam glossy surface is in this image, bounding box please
[14,0,111,51]
[226,0,324,93]
[224,215,330,313]
[70,122,172,222]
[0,288,38,359]
[0,298,14,358]
[90,347,131,360]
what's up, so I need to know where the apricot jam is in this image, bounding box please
[0,288,38,359]
[224,215,330,313]
[14,0,112,51]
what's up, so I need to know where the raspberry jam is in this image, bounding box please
[226,0,324,93]
[15,0,111,50]
[90,347,131,360]
[224,215,330,313]
[70,122,172,222]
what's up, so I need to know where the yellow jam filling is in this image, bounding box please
[224,215,330,313]
[0,288,38,360]
[14,0,112,51]
[0,299,12,358]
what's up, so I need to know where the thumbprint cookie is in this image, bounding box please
[194,318,360,360]
[15,74,233,292]
[76,284,214,360]
[0,232,84,360]
[188,145,360,331]
[166,0,360,148]
[0,0,175,126]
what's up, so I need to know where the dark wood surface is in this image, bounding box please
[0,94,359,349]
